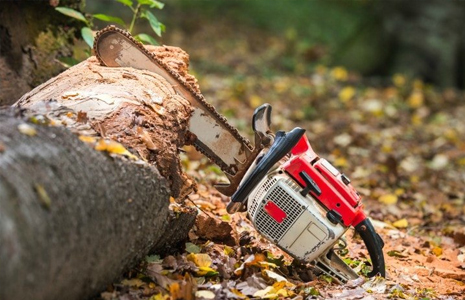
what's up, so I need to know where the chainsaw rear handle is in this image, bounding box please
[354,218,386,277]
[227,127,306,213]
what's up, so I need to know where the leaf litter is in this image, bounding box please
[99,23,464,300]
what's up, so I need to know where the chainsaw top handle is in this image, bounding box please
[227,127,306,213]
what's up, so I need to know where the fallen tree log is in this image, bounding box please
[1,46,200,300]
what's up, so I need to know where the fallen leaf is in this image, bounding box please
[195,290,216,300]
[34,184,51,209]
[79,135,97,143]
[121,278,145,288]
[146,254,161,263]
[76,111,88,123]
[339,86,356,103]
[187,253,212,268]
[263,269,288,283]
[95,139,138,160]
[379,194,398,205]
[431,246,443,256]
[331,66,348,81]
[185,242,201,254]
[18,123,37,136]
[392,218,408,228]
[387,250,408,258]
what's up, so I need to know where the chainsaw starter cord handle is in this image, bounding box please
[354,218,386,278]
[229,127,306,209]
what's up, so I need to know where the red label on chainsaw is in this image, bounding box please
[264,201,287,224]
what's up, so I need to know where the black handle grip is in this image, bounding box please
[355,218,386,277]
[230,127,306,205]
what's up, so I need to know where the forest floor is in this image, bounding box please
[98,22,465,300]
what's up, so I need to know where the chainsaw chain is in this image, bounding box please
[94,26,252,175]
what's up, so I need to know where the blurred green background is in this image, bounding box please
[86,0,465,88]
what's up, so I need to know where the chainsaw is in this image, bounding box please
[94,26,385,283]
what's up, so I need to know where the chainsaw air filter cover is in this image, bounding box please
[247,172,347,263]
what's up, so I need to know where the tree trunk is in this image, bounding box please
[0,0,83,105]
[1,47,199,299]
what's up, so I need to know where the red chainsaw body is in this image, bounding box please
[282,135,367,227]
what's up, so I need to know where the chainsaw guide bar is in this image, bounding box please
[94,26,259,195]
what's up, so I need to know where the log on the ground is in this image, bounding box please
[0,112,197,300]
[1,47,200,300]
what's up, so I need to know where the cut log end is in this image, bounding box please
[16,45,200,198]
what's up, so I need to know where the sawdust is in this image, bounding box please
[146,45,201,94]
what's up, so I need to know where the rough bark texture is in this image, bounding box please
[0,112,197,300]
[1,46,200,299]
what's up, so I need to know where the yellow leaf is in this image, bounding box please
[221,214,231,222]
[272,281,287,290]
[333,157,348,168]
[250,253,266,266]
[18,123,37,136]
[393,218,408,228]
[408,91,424,108]
[411,113,423,125]
[149,293,169,300]
[410,175,420,183]
[379,194,398,205]
[432,246,443,256]
[230,289,246,299]
[34,184,51,209]
[381,143,393,153]
[79,135,96,143]
[392,74,406,87]
[249,94,262,108]
[187,253,212,268]
[197,266,218,276]
[95,139,138,160]
[331,66,348,81]
[121,278,145,288]
[224,246,235,256]
[395,188,405,196]
[338,86,356,103]
[276,288,294,297]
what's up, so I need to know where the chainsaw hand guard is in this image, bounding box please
[354,218,386,277]
[227,127,306,213]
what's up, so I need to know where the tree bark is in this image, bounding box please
[0,111,196,300]
[0,0,83,105]
[1,46,200,299]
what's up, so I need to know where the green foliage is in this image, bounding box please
[55,7,88,24]
[55,0,166,65]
